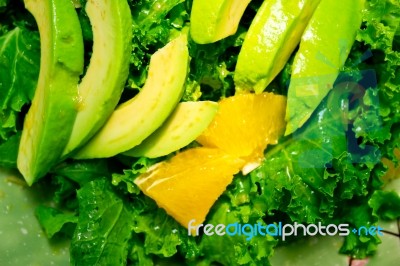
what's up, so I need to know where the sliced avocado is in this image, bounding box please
[17,0,84,185]
[74,34,189,159]
[285,0,365,135]
[124,101,218,158]
[62,0,132,156]
[190,0,251,44]
[234,0,321,93]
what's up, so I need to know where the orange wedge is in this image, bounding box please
[197,92,286,172]
[134,147,245,228]
[134,92,286,229]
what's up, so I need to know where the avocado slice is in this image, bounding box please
[74,34,189,159]
[285,0,365,135]
[17,0,84,185]
[190,0,251,44]
[124,101,218,158]
[62,0,132,156]
[234,0,321,93]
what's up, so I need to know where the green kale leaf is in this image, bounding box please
[0,27,40,142]
[129,196,198,260]
[226,84,381,259]
[0,0,8,9]
[70,178,133,265]
[0,131,20,168]
[369,190,400,220]
[35,206,77,238]
[127,0,188,90]
[353,0,400,146]
[52,159,111,186]
[195,199,277,266]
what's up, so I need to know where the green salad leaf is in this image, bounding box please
[70,178,134,265]
[249,86,369,222]
[0,131,20,168]
[352,0,400,147]
[369,190,400,220]
[53,159,111,186]
[129,197,198,261]
[0,0,8,9]
[128,0,188,90]
[196,199,277,266]
[35,205,77,238]
[0,27,39,142]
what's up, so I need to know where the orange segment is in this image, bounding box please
[134,92,287,230]
[197,92,286,166]
[134,147,245,228]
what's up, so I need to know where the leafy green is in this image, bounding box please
[338,201,381,258]
[0,0,8,9]
[233,83,382,259]
[69,176,198,265]
[50,175,79,209]
[111,164,199,263]
[328,0,400,257]
[52,159,111,186]
[369,190,400,220]
[0,131,20,168]
[70,179,133,265]
[353,0,400,146]
[35,206,77,238]
[196,199,277,266]
[112,156,159,194]
[249,86,359,221]
[0,27,40,142]
[185,33,243,101]
[77,7,93,42]
[127,0,188,90]
[0,0,37,33]
[129,196,198,261]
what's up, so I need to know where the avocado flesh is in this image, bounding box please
[234,0,321,93]
[124,101,218,158]
[74,34,189,159]
[285,0,365,135]
[190,0,251,44]
[62,0,132,156]
[17,0,84,185]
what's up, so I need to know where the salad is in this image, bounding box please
[1,0,400,265]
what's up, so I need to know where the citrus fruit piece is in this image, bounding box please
[134,92,286,229]
[134,147,245,229]
[197,92,286,172]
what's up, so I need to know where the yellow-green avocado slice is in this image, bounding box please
[124,101,218,158]
[190,0,251,44]
[62,0,132,156]
[74,34,189,159]
[17,0,84,185]
[234,0,321,93]
[284,0,365,135]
